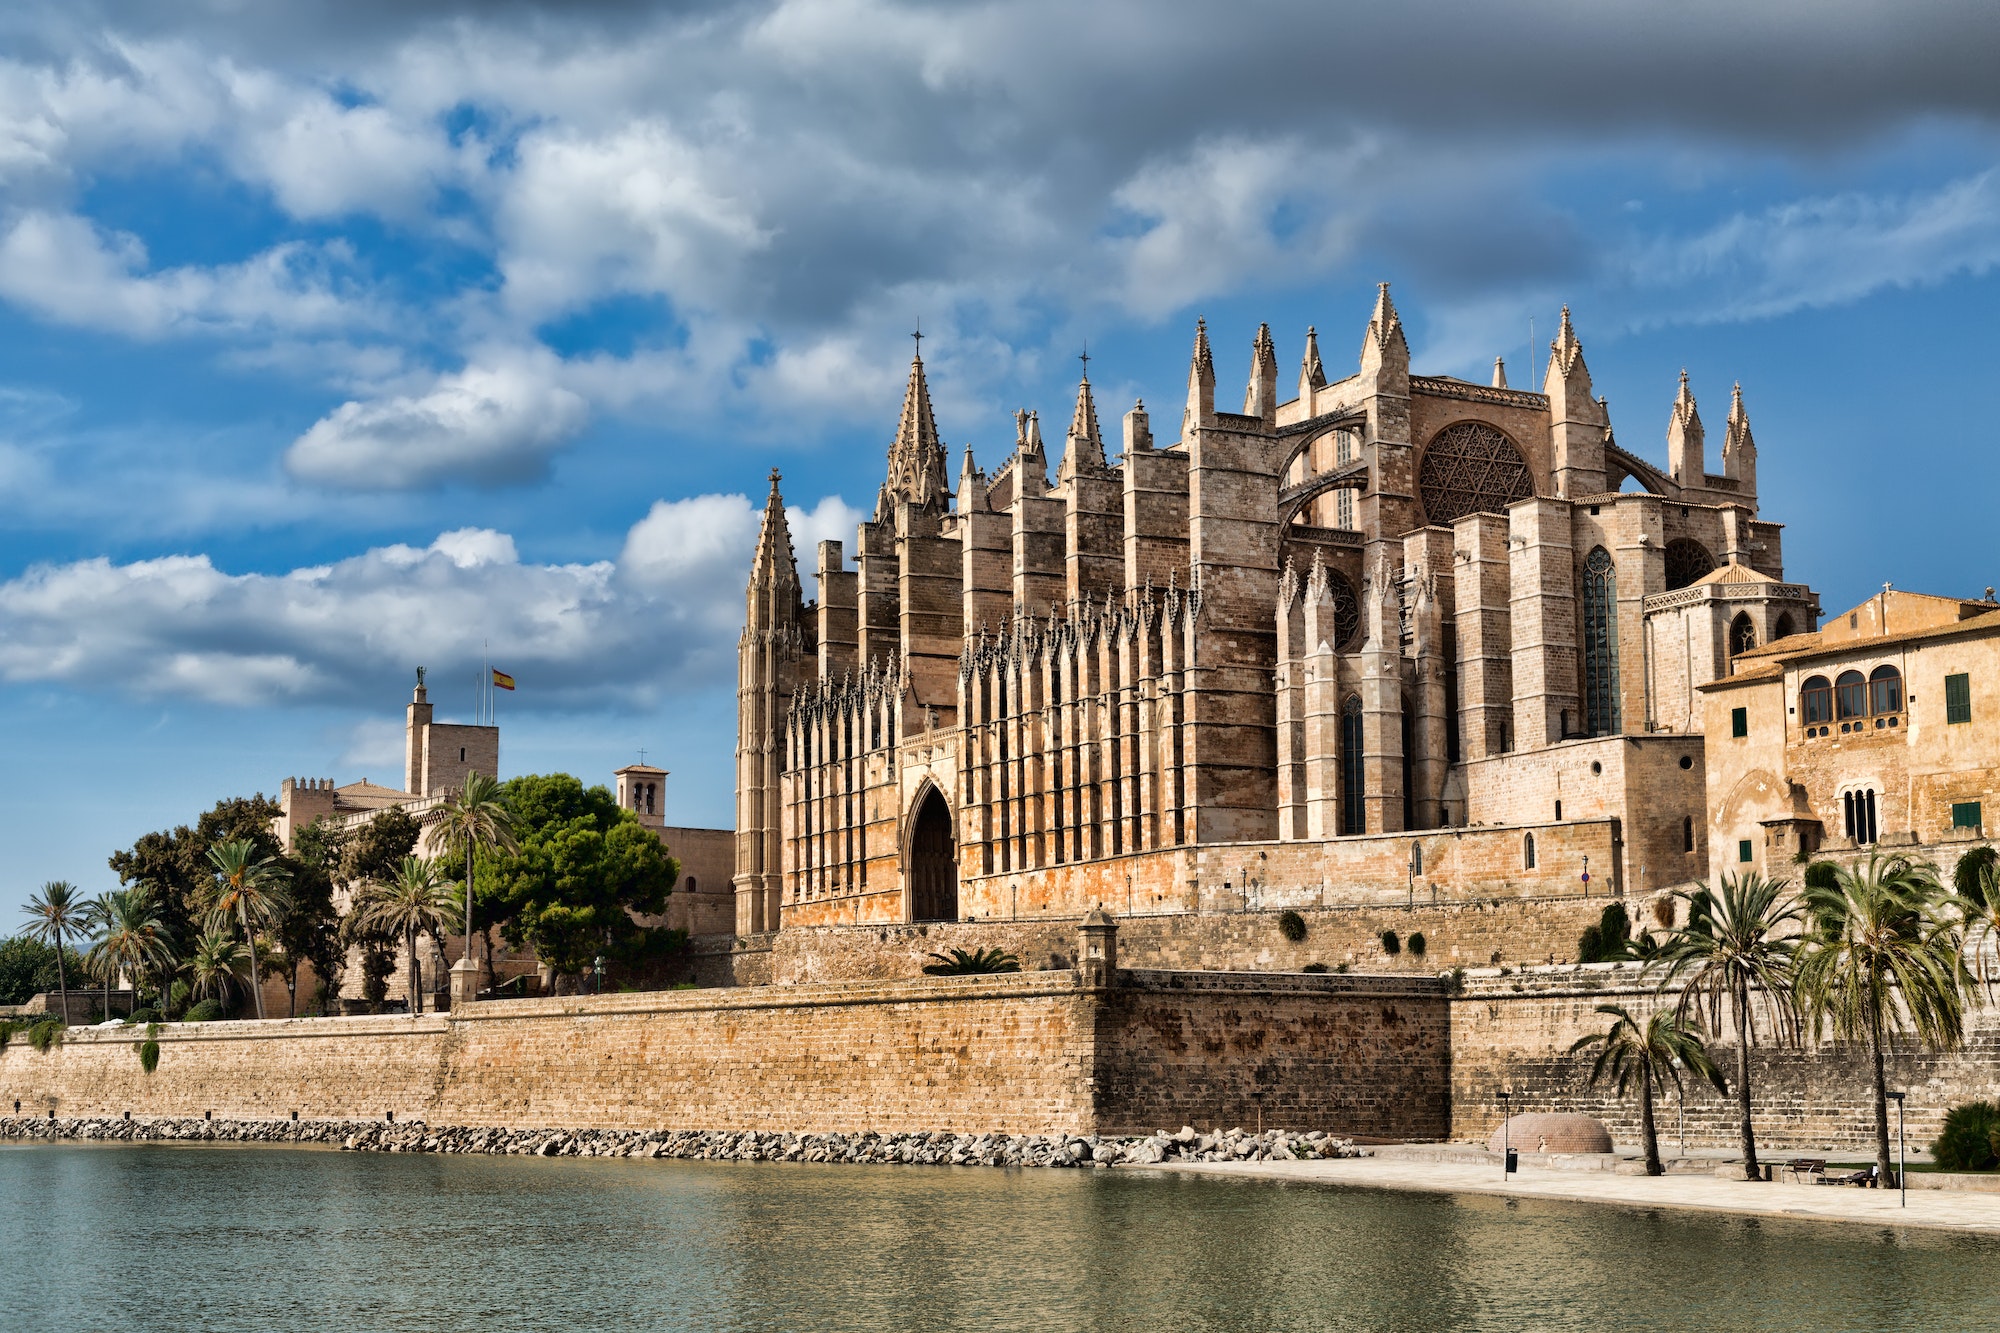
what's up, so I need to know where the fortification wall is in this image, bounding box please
[1447,969,2000,1152]
[0,970,1449,1142]
[766,895,1615,985]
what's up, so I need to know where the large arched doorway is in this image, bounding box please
[908,786,959,922]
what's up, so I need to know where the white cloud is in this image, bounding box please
[0,210,375,337]
[0,490,859,708]
[284,351,589,489]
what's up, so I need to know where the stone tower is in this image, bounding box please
[734,470,808,935]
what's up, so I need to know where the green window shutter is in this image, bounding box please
[1952,802,1983,831]
[1731,706,1748,738]
[1946,673,1972,724]
[1738,839,1754,862]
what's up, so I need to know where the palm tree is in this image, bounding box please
[1569,1003,1727,1176]
[22,881,83,1005]
[351,857,461,1014]
[80,892,118,1021]
[85,887,175,1021]
[1657,872,1804,1181]
[1796,854,1968,1188]
[206,840,291,1021]
[436,772,516,998]
[187,927,251,1014]
[1950,848,2000,996]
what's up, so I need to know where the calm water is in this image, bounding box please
[5,1144,1996,1332]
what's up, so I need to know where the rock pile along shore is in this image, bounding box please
[0,1116,1359,1168]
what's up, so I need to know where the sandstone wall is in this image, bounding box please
[1448,969,2000,1152]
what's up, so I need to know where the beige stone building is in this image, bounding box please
[735,287,1821,936]
[1700,586,2000,883]
[271,679,733,1006]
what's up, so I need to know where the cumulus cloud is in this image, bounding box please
[284,351,589,489]
[0,492,857,708]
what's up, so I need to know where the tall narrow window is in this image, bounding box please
[1682,816,1695,852]
[1868,665,1903,715]
[1729,613,1756,656]
[1335,428,1357,531]
[1339,694,1365,836]
[1581,546,1619,737]
[1835,670,1866,720]
[1523,832,1536,869]
[1947,672,1972,724]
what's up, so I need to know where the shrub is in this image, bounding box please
[137,1039,161,1074]
[1301,963,1329,974]
[27,1019,63,1052]
[1652,897,1677,928]
[1931,1101,2000,1172]
[125,1008,162,1026]
[1380,929,1401,956]
[1441,966,1467,995]
[167,980,192,1019]
[1407,931,1427,959]
[922,948,1022,976]
[1333,963,1350,974]
[1577,924,1604,963]
[183,999,226,1023]
[1803,860,1841,892]
[1277,910,1308,943]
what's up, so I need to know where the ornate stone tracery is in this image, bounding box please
[1417,421,1534,527]
[1663,538,1716,591]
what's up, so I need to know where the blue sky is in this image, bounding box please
[3,0,2000,916]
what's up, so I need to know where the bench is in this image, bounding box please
[1786,1158,1826,1183]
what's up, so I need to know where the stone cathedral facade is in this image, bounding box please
[733,287,1820,937]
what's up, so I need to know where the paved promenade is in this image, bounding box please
[1160,1154,2000,1234]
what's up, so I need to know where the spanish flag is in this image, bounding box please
[491,668,516,691]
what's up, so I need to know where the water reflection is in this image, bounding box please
[4,1145,1994,1333]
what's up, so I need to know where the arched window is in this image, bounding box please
[1581,546,1619,737]
[1730,613,1756,656]
[1835,670,1867,720]
[1417,422,1534,526]
[1523,832,1537,870]
[1774,613,1797,641]
[1682,816,1695,853]
[1339,695,1365,836]
[1663,538,1716,591]
[1869,665,1903,715]
[686,877,697,893]
[1334,428,1358,530]
[1800,676,1832,725]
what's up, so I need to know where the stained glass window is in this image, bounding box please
[1582,546,1619,737]
[1663,539,1715,591]
[1340,695,1365,836]
[1417,421,1534,526]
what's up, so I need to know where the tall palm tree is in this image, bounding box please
[86,887,175,1020]
[1796,854,1968,1187]
[22,880,83,1004]
[1951,849,2000,996]
[351,857,461,1014]
[435,772,515,997]
[80,892,117,1020]
[187,928,251,1014]
[206,840,291,1021]
[1657,872,1804,1181]
[1569,1003,1728,1176]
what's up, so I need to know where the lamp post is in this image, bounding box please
[1888,1090,1906,1206]
[1580,854,1591,898]
[593,954,605,996]
[1498,1090,1513,1177]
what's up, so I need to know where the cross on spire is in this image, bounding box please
[637,747,648,765]
[1079,343,1090,379]
[912,324,923,360]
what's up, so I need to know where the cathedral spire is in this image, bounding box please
[1358,283,1409,386]
[1245,322,1278,422]
[1365,283,1405,354]
[1667,369,1704,482]
[1723,381,1758,491]
[1183,317,1215,435]
[1547,305,1587,381]
[1060,362,1104,475]
[879,344,949,517]
[749,468,798,593]
[1299,325,1326,398]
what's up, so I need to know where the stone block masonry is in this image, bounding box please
[0,969,1450,1143]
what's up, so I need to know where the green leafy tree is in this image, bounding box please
[1657,872,1803,1182]
[187,928,251,1015]
[1796,854,1968,1187]
[22,881,84,1000]
[1568,1003,1727,1176]
[109,795,283,954]
[0,936,83,1006]
[84,887,176,1021]
[480,774,678,989]
[278,820,346,1016]
[437,773,517,992]
[339,807,422,887]
[206,840,291,1021]
[351,858,461,1014]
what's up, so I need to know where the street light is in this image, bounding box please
[1888,1091,1907,1207]
[593,954,605,996]
[1498,1090,1514,1177]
